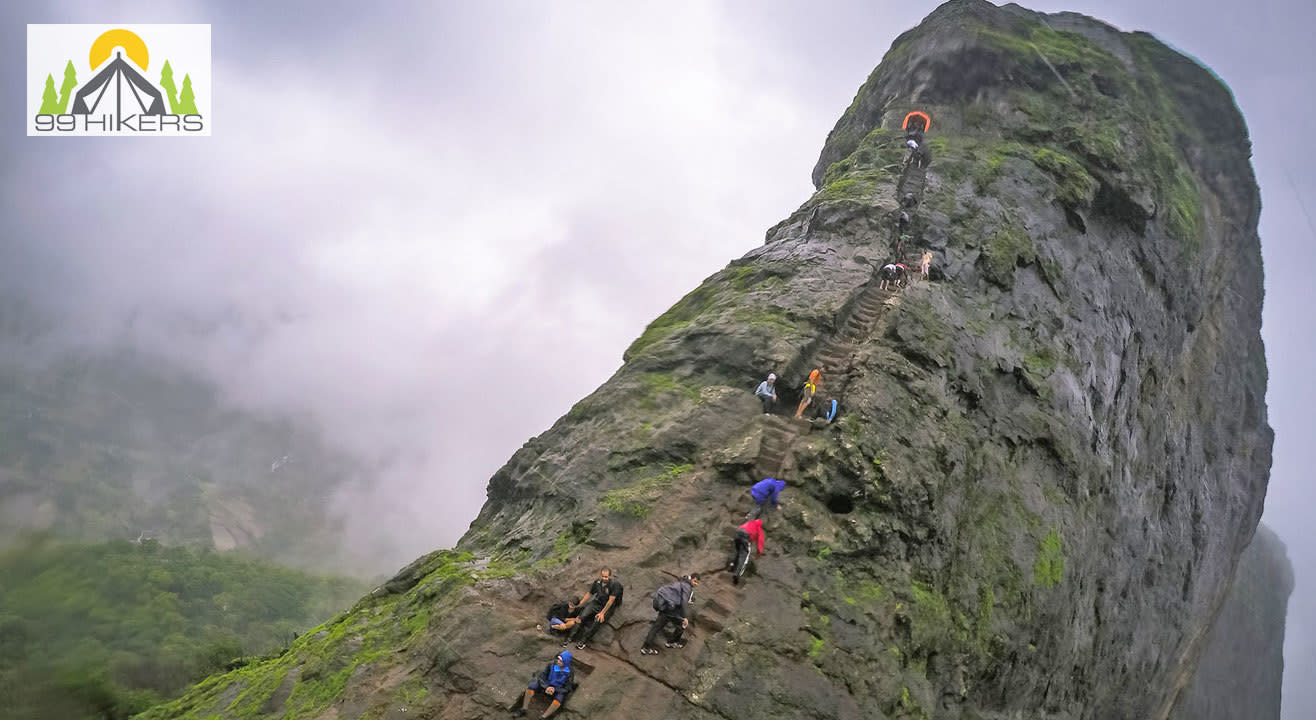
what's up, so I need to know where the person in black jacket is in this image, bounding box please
[640,574,699,655]
[568,567,624,649]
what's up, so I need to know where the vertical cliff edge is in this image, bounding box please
[140,1,1273,719]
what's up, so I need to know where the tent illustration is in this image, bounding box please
[71,51,165,116]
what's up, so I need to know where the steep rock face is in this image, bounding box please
[141,2,1272,719]
[1169,524,1293,720]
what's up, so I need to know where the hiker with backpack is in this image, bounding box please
[794,366,824,419]
[567,567,623,650]
[727,518,766,585]
[512,650,575,718]
[640,574,699,655]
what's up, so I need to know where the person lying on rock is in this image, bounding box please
[747,477,786,520]
[754,373,778,414]
[640,573,699,655]
[537,600,581,637]
[568,567,624,650]
[513,650,574,718]
[727,518,766,585]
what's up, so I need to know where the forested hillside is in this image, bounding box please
[0,537,365,720]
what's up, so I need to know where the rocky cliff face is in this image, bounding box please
[1169,524,1293,720]
[140,1,1273,719]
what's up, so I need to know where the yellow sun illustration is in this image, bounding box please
[89,28,149,71]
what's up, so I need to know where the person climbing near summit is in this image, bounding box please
[513,650,574,718]
[794,365,824,419]
[898,210,911,233]
[920,250,933,281]
[726,518,766,585]
[747,477,786,520]
[901,192,918,209]
[640,574,699,655]
[880,263,900,291]
[568,567,623,650]
[755,373,778,414]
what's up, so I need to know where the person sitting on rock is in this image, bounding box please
[640,574,699,655]
[748,477,786,520]
[513,650,574,718]
[817,396,839,423]
[794,366,824,419]
[726,518,766,585]
[568,567,624,650]
[879,263,900,291]
[754,373,778,414]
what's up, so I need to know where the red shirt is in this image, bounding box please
[738,518,766,554]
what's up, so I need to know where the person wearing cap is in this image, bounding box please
[754,373,778,414]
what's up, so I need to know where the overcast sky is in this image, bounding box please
[1,1,1312,715]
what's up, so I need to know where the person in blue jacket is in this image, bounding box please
[747,477,786,520]
[513,650,573,718]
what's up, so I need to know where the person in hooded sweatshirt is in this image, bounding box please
[513,650,573,718]
[747,477,786,520]
[727,518,766,585]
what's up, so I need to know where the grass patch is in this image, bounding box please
[1033,529,1065,588]
[599,464,692,518]
[1031,148,1098,207]
[981,226,1036,287]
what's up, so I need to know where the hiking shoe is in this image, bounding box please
[665,641,686,649]
[576,642,587,650]
[640,647,658,655]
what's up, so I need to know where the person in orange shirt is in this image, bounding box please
[795,366,823,419]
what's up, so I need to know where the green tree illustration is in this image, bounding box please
[160,60,179,113]
[178,74,199,114]
[56,60,77,113]
[38,74,59,114]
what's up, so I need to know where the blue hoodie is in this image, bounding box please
[750,478,786,507]
[545,651,572,689]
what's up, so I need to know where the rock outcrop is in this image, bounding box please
[1169,524,1293,720]
[140,2,1273,719]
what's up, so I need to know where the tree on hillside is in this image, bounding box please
[56,60,78,113]
[178,74,198,115]
[38,74,59,114]
[159,60,179,113]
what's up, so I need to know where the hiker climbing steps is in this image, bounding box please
[505,111,939,719]
[752,112,934,479]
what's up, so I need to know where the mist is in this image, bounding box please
[2,1,1314,716]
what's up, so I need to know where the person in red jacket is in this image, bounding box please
[726,518,765,585]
